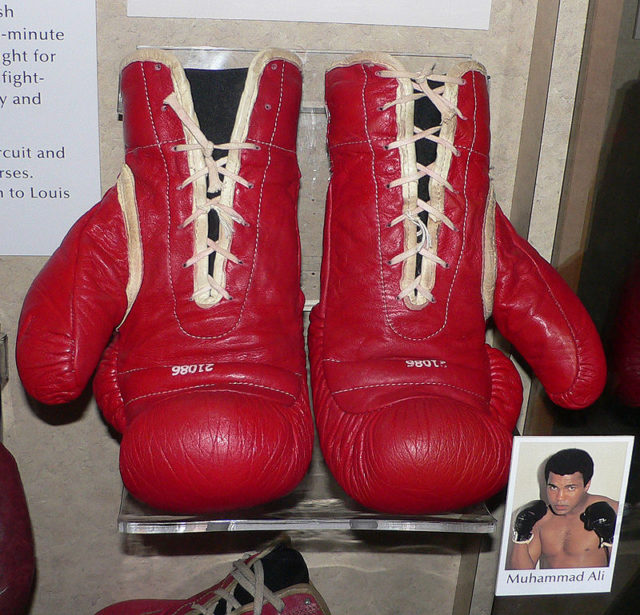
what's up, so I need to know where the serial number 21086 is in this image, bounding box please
[171,364,215,376]
[405,359,447,368]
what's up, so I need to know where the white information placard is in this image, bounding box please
[127,0,492,31]
[0,0,100,255]
[495,436,634,596]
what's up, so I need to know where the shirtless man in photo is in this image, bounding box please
[509,448,618,570]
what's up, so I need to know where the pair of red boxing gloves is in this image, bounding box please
[16,48,605,515]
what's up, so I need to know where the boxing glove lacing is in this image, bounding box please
[190,558,285,615]
[164,92,259,302]
[377,69,464,305]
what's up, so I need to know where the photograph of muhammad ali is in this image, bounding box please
[509,448,617,570]
[496,436,633,596]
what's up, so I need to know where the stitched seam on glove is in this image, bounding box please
[115,164,143,328]
[510,233,581,395]
[332,380,486,401]
[123,381,298,406]
[481,189,497,319]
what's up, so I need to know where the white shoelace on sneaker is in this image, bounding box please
[164,92,258,302]
[377,68,464,304]
[189,559,286,615]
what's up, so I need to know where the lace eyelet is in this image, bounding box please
[161,104,168,112]
[460,78,466,86]
[247,182,255,189]
[254,145,262,151]
[265,103,272,110]
[170,145,178,152]
[154,63,162,71]
[385,183,391,189]
[377,106,384,112]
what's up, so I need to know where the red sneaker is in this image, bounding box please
[94,539,331,615]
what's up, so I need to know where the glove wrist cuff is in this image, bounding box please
[512,531,534,544]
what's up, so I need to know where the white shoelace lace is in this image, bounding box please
[377,68,464,304]
[189,559,285,615]
[164,92,258,301]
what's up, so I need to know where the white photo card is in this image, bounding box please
[496,435,634,596]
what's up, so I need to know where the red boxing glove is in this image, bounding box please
[0,443,35,615]
[16,49,313,513]
[309,53,606,514]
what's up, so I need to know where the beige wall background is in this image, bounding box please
[0,1,596,613]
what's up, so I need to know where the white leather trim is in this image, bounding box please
[122,48,211,306]
[116,164,143,328]
[482,187,497,319]
[208,48,301,305]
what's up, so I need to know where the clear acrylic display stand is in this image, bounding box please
[118,439,496,534]
[116,48,495,615]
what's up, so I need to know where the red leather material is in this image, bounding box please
[493,208,606,408]
[16,50,313,513]
[309,56,605,514]
[486,346,523,430]
[0,444,35,615]
[321,357,490,414]
[119,391,312,511]
[15,187,129,404]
